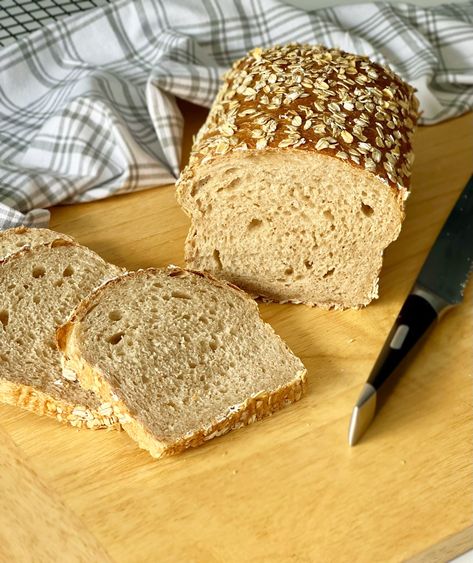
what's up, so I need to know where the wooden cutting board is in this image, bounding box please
[1,104,472,563]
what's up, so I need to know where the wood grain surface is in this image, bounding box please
[0,426,110,563]
[0,103,471,562]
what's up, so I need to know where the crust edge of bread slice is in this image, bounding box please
[57,266,308,458]
[0,226,76,259]
[0,375,120,429]
[0,238,122,430]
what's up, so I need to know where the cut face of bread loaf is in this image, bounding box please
[176,43,419,309]
[0,240,122,428]
[58,267,307,458]
[0,226,75,259]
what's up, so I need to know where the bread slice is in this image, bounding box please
[0,240,123,428]
[0,226,75,259]
[176,43,419,309]
[57,267,307,458]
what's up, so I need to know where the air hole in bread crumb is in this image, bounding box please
[141,374,149,384]
[152,281,163,288]
[63,265,74,277]
[32,266,45,278]
[107,332,125,345]
[208,307,217,315]
[181,313,191,321]
[361,203,374,217]
[15,338,23,346]
[304,260,313,269]
[109,310,122,322]
[188,360,197,369]
[323,268,335,279]
[248,218,263,230]
[284,267,294,276]
[213,249,223,271]
[199,315,209,324]
[209,340,218,352]
[171,290,192,300]
[324,210,334,222]
[53,279,63,288]
[0,310,9,328]
[217,177,241,193]
[0,354,8,362]
[191,175,210,197]
[32,295,41,304]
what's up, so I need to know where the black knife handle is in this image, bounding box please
[367,293,439,391]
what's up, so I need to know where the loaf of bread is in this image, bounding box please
[57,267,307,458]
[0,237,122,428]
[176,43,419,308]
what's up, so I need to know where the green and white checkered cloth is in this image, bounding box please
[1,0,472,229]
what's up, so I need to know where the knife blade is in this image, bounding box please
[348,173,473,446]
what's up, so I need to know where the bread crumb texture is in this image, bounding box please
[58,267,307,458]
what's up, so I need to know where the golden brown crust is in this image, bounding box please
[58,266,307,458]
[0,377,119,429]
[177,43,419,197]
[123,371,307,458]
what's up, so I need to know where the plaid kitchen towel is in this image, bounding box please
[0,0,472,229]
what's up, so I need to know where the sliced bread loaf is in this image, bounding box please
[176,43,420,309]
[0,226,75,259]
[57,267,307,458]
[0,240,122,428]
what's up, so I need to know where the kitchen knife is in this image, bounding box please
[348,173,473,446]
